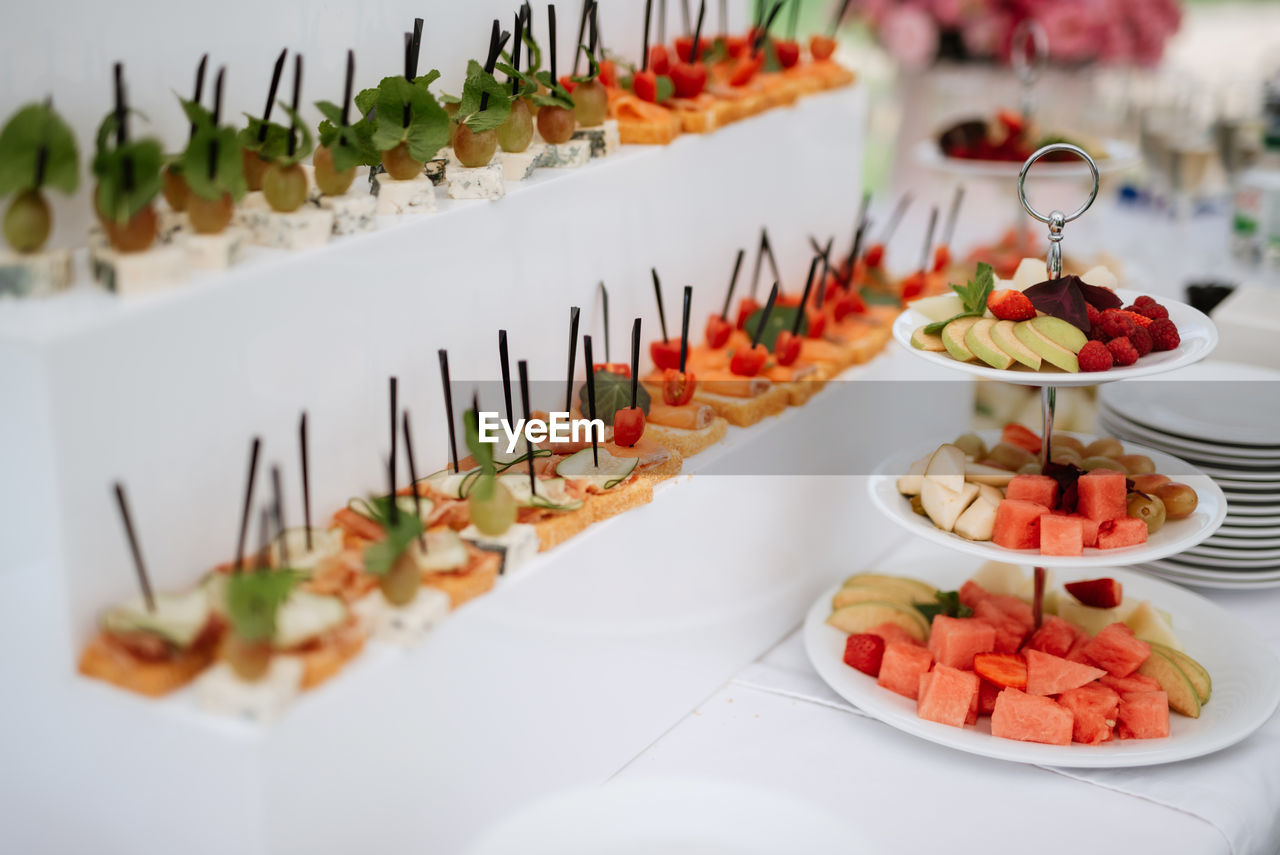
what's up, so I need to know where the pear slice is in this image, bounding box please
[976,483,1004,504]
[1029,315,1088,353]
[896,455,930,496]
[965,462,1016,487]
[1012,257,1049,290]
[954,496,998,541]
[910,325,947,352]
[909,293,964,322]
[1057,598,1140,637]
[940,317,981,362]
[965,318,1015,369]
[925,444,967,493]
[833,582,936,609]
[1014,320,1080,373]
[1137,649,1202,718]
[991,319,1042,370]
[921,478,980,533]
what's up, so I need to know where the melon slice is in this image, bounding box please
[1083,623,1153,678]
[1116,690,1171,738]
[877,642,934,699]
[1057,683,1120,745]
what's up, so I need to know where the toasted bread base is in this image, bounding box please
[693,384,790,427]
[616,117,682,145]
[78,633,215,697]
[777,377,828,406]
[586,476,655,523]
[643,416,728,457]
[423,549,501,608]
[295,619,366,689]
[534,507,595,551]
[638,447,684,483]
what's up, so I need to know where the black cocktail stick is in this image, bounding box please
[816,236,834,308]
[402,411,426,548]
[389,376,399,495]
[113,483,155,612]
[793,255,819,335]
[941,184,965,248]
[651,268,669,341]
[233,436,262,572]
[918,206,938,273]
[409,17,424,80]
[846,190,870,265]
[299,412,312,551]
[548,5,559,82]
[341,50,355,127]
[659,0,667,45]
[582,335,599,467]
[511,9,526,96]
[518,360,537,495]
[499,330,514,423]
[188,54,209,142]
[270,464,288,566]
[573,0,592,75]
[844,218,870,288]
[642,0,653,71]
[599,281,611,362]
[829,0,854,36]
[751,282,780,349]
[438,351,459,474]
[258,48,287,142]
[690,0,706,61]
[721,248,744,319]
[630,317,642,407]
[564,306,581,413]
[481,21,510,112]
[208,67,225,181]
[679,286,692,372]
[286,54,303,157]
[878,192,912,244]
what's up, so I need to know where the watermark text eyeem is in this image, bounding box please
[478,412,605,454]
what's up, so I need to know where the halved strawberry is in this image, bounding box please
[1065,577,1123,609]
[974,652,1028,690]
[842,633,886,677]
[987,288,1036,321]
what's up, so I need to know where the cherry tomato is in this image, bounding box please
[735,297,760,330]
[599,59,618,88]
[900,271,926,300]
[613,406,645,447]
[649,45,671,75]
[932,245,950,272]
[705,314,733,349]
[559,75,577,94]
[806,310,827,339]
[661,368,696,405]
[834,291,867,321]
[729,54,763,87]
[774,330,801,366]
[593,362,631,378]
[725,35,749,58]
[810,34,837,60]
[730,344,768,377]
[633,70,658,102]
[774,39,801,68]
[863,243,885,268]
[649,338,682,371]
[675,36,693,63]
[670,62,707,98]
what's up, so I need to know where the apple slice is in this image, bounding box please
[1014,320,1080,373]
[921,478,979,532]
[1029,315,1088,353]
[991,319,1041,370]
[1149,642,1211,704]
[965,318,1014,369]
[940,317,980,362]
[910,325,946,352]
[925,444,967,493]
[1137,649,1202,718]
[909,293,964,322]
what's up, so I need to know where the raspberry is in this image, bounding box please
[1095,309,1135,341]
[1149,317,1180,351]
[1078,339,1114,372]
[1107,336,1140,366]
[1130,325,1153,357]
[1085,302,1102,328]
[1134,295,1156,307]
[1119,309,1154,328]
[1135,302,1169,320]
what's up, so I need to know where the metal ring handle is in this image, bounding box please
[1017,143,1100,224]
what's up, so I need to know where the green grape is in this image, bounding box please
[469,477,517,535]
[242,149,270,192]
[103,205,159,253]
[536,105,576,144]
[497,98,534,152]
[262,162,308,213]
[162,165,190,212]
[453,124,498,168]
[573,79,608,127]
[379,552,421,606]
[187,192,233,234]
[3,189,51,253]
[313,144,355,196]
[224,634,272,681]
[381,142,423,180]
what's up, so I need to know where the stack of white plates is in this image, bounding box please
[1097,361,1280,589]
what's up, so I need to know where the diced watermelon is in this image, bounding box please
[986,593,1035,631]
[917,664,980,728]
[959,580,991,611]
[974,601,1029,654]
[1025,649,1107,695]
[1074,514,1100,548]
[877,642,934,700]
[1099,672,1163,694]
[1064,633,1093,664]
[1006,475,1060,509]
[867,621,924,648]
[966,678,979,726]
[928,615,996,670]
[1096,517,1148,550]
[1077,470,1127,522]
[992,500,1048,550]
[1025,616,1082,658]
[991,688,1074,746]
[977,678,1002,716]
[1040,514,1083,556]
[1116,691,1170,739]
[1083,623,1152,677]
[1056,683,1120,745]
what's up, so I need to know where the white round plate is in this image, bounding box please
[1098,361,1280,448]
[869,431,1225,568]
[893,290,1217,387]
[913,138,1140,180]
[1209,530,1280,547]
[804,557,1280,767]
[1197,464,1280,484]
[1164,550,1280,570]
[1098,411,1280,464]
[1140,557,1280,583]
[1137,562,1280,591]
[1185,542,1280,560]
[1225,515,1280,529]
[1223,503,1280,519]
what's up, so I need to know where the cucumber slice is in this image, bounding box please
[273,590,348,649]
[347,494,434,522]
[494,447,552,472]
[414,528,469,572]
[496,474,584,511]
[419,468,483,499]
[101,587,211,649]
[555,447,639,490]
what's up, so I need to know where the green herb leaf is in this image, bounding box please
[353,86,379,118]
[237,116,291,159]
[532,71,575,110]
[495,62,541,99]
[915,590,974,623]
[315,100,380,171]
[654,75,675,104]
[950,262,995,315]
[464,408,497,477]
[457,60,512,133]
[363,510,423,577]
[270,102,314,166]
[578,369,651,426]
[369,75,450,161]
[744,305,807,352]
[570,45,601,84]
[225,569,301,643]
[182,125,246,201]
[923,311,981,336]
[0,102,80,196]
[92,138,165,224]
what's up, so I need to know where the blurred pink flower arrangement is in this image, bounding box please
[853,0,1182,70]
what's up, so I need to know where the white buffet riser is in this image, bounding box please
[1,346,972,854]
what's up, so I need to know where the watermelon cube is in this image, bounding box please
[1077,470,1127,522]
[992,500,1048,550]
[877,642,934,699]
[974,601,1029,654]
[928,615,996,670]
[1064,633,1093,664]
[867,621,925,648]
[1096,517,1148,550]
[977,678,1002,716]
[916,664,980,728]
[1116,691,1171,739]
[1006,474,1060,509]
[967,679,980,726]
[958,580,991,612]
[1099,672,1162,694]
[991,688,1074,745]
[1025,648,1107,696]
[1025,616,1083,658]
[1040,514,1083,556]
[1074,514,1100,548]
[1057,683,1121,745]
[1083,623,1152,677]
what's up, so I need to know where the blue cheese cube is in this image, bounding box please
[447,163,505,200]
[90,243,186,296]
[570,119,620,158]
[195,658,303,724]
[233,191,269,229]
[497,143,544,181]
[537,139,591,169]
[461,523,539,575]
[351,587,451,645]
[184,228,248,270]
[157,206,189,242]
[372,173,437,215]
[0,248,74,298]
[424,158,448,185]
[300,163,323,205]
[318,192,377,235]
[242,207,335,250]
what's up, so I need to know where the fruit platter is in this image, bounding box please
[804,555,1280,767]
[869,427,1226,569]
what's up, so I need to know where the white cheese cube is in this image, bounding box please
[447,162,506,200]
[0,248,74,298]
[299,163,323,205]
[184,227,248,270]
[570,119,620,158]
[372,173,437,215]
[242,207,334,250]
[318,192,377,235]
[460,523,539,575]
[536,139,591,168]
[233,191,269,229]
[90,243,186,296]
[441,146,463,170]
[195,658,303,724]
[157,206,189,242]
[351,588,451,645]
[497,144,544,181]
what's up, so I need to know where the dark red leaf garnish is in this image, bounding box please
[1041,461,1085,513]
[1076,279,1124,311]
[1022,276,1091,332]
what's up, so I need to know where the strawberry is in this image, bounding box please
[1065,577,1123,609]
[987,289,1036,321]
[974,653,1028,690]
[843,633,886,677]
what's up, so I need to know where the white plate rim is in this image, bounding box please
[1136,564,1280,591]
[1139,559,1280,583]
[1098,411,1280,463]
[892,290,1218,387]
[804,561,1280,768]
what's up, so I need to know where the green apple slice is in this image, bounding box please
[965,318,1015,369]
[1014,320,1080,373]
[841,574,938,602]
[1137,649,1202,718]
[827,601,929,642]
[991,319,1042,370]
[1149,642,1211,705]
[1028,315,1088,353]
[941,317,981,362]
[910,325,947,352]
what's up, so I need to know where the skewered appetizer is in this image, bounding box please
[178,68,246,237]
[314,51,379,198]
[0,100,78,256]
[357,19,450,181]
[93,65,165,253]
